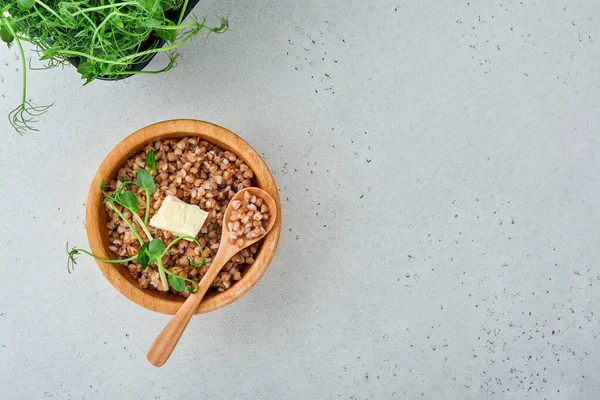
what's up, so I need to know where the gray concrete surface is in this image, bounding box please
[1,1,599,399]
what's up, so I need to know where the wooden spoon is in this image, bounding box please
[146,187,277,367]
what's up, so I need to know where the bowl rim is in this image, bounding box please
[85,119,281,315]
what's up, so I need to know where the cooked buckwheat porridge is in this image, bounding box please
[104,137,261,297]
[227,191,271,245]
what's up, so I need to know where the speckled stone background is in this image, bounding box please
[1,1,599,399]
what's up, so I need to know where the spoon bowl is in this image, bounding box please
[219,187,278,256]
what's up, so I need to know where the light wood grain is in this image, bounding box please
[146,187,277,367]
[85,120,281,315]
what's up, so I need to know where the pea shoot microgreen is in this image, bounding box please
[0,1,228,133]
[147,238,165,263]
[138,243,149,270]
[146,149,156,170]
[120,191,140,212]
[67,242,137,273]
[67,149,202,294]
[167,273,186,292]
[136,169,156,225]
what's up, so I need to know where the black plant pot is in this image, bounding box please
[69,0,201,81]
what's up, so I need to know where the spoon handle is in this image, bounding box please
[146,249,232,367]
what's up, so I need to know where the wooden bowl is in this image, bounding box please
[85,120,281,315]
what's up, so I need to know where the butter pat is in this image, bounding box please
[149,195,208,238]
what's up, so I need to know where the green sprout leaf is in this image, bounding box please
[0,25,14,45]
[17,0,35,11]
[76,61,100,85]
[164,269,199,293]
[146,149,156,170]
[136,168,156,225]
[120,191,139,212]
[138,243,149,270]
[148,238,164,263]
[168,274,185,292]
[154,22,178,42]
[136,169,156,194]
[143,18,162,28]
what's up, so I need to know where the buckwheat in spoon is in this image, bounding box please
[147,187,277,367]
